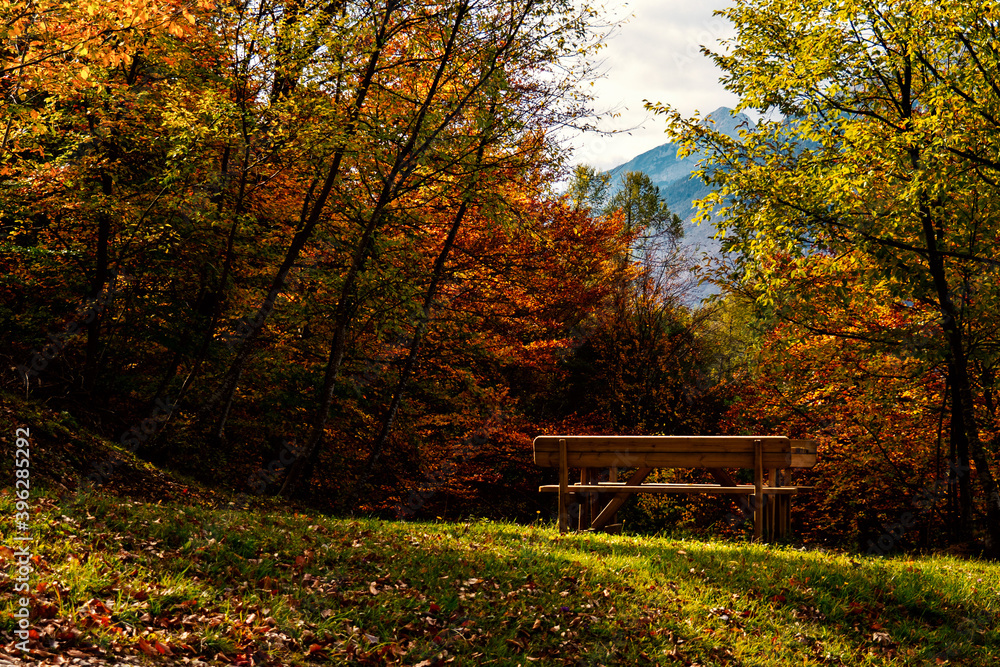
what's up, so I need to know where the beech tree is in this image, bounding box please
[651,0,1000,553]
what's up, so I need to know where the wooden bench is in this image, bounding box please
[534,436,818,541]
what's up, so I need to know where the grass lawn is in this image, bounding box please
[1,486,998,666]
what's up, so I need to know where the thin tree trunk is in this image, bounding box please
[350,93,499,502]
[948,361,974,539]
[149,141,269,451]
[209,146,258,441]
[84,169,114,392]
[349,197,472,504]
[904,52,1000,552]
[198,3,398,426]
[920,200,1000,553]
[276,1,474,499]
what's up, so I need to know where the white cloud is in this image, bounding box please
[567,0,740,170]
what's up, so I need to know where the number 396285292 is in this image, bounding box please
[14,427,30,517]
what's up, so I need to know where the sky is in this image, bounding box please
[570,0,740,171]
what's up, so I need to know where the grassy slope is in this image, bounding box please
[1,497,999,665]
[2,392,999,666]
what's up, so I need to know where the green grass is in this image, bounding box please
[2,488,998,665]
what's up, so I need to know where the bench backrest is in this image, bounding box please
[533,436,818,469]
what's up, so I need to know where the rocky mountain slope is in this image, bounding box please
[607,106,755,258]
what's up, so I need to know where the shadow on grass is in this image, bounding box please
[11,489,1000,666]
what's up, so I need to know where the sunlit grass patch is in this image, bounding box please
[1,489,998,665]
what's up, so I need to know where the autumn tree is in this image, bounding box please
[1,0,227,401]
[543,166,710,435]
[229,0,610,497]
[0,0,660,519]
[651,0,1000,552]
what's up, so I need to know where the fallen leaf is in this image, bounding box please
[138,638,157,656]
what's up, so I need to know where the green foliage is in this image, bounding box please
[565,164,610,212]
[607,170,683,241]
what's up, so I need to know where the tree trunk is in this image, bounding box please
[273,1,477,498]
[150,145,251,447]
[904,47,1000,552]
[84,169,114,392]
[948,360,974,539]
[349,197,472,505]
[197,4,397,427]
[920,199,1000,554]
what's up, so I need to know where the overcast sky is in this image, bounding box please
[569,0,740,171]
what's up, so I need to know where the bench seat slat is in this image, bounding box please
[538,484,803,495]
[533,436,818,470]
[536,452,806,468]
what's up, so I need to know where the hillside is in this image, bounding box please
[2,495,999,665]
[3,394,1000,666]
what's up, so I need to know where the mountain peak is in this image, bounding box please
[602,106,755,303]
[705,105,734,120]
[606,107,754,211]
[700,106,755,138]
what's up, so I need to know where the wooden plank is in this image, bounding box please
[598,481,748,487]
[607,466,618,526]
[558,438,568,533]
[588,466,653,531]
[539,484,801,495]
[767,466,777,541]
[754,439,763,542]
[536,441,791,454]
[579,468,591,531]
[535,451,798,469]
[588,470,598,529]
[535,435,790,450]
[790,440,818,468]
[534,436,791,461]
[604,466,621,533]
[790,439,818,453]
[789,453,818,468]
